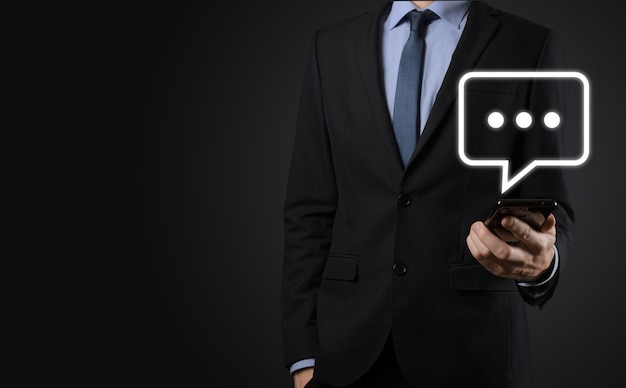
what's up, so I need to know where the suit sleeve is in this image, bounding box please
[514,30,575,308]
[281,30,338,368]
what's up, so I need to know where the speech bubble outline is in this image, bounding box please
[457,71,590,193]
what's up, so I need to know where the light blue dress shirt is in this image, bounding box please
[290,0,557,375]
[383,1,470,134]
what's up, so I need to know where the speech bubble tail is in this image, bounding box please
[500,161,538,194]
[500,162,513,194]
[501,175,515,194]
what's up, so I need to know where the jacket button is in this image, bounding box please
[393,263,407,276]
[398,194,411,207]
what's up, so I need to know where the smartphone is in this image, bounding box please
[484,199,558,243]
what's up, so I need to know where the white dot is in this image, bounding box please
[515,111,533,129]
[486,111,505,129]
[543,111,561,129]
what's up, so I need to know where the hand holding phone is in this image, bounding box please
[484,199,557,244]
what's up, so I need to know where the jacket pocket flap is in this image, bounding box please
[450,264,517,291]
[322,256,358,281]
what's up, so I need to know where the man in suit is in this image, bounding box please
[282,1,574,387]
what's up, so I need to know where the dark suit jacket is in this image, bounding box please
[282,2,574,387]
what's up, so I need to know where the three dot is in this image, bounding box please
[486,111,561,130]
[515,111,533,129]
[486,111,505,129]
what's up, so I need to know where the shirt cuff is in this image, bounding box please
[290,358,316,375]
[518,245,559,287]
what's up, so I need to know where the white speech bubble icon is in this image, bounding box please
[458,71,590,193]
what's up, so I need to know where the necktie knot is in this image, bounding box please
[408,9,439,36]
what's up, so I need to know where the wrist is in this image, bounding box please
[293,367,314,388]
[518,245,559,287]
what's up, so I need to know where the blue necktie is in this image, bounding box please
[393,10,439,167]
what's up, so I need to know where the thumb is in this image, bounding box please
[540,213,557,234]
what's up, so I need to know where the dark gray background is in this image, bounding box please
[103,1,626,386]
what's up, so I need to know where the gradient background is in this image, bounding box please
[102,1,626,386]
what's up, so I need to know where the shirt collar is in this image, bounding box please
[387,1,471,30]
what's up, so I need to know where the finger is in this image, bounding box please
[466,232,479,258]
[467,223,491,260]
[539,213,557,235]
[471,221,515,262]
[467,222,520,272]
[501,216,537,247]
[500,215,556,275]
[467,229,516,278]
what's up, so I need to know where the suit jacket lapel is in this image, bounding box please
[356,2,405,170]
[408,1,500,167]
